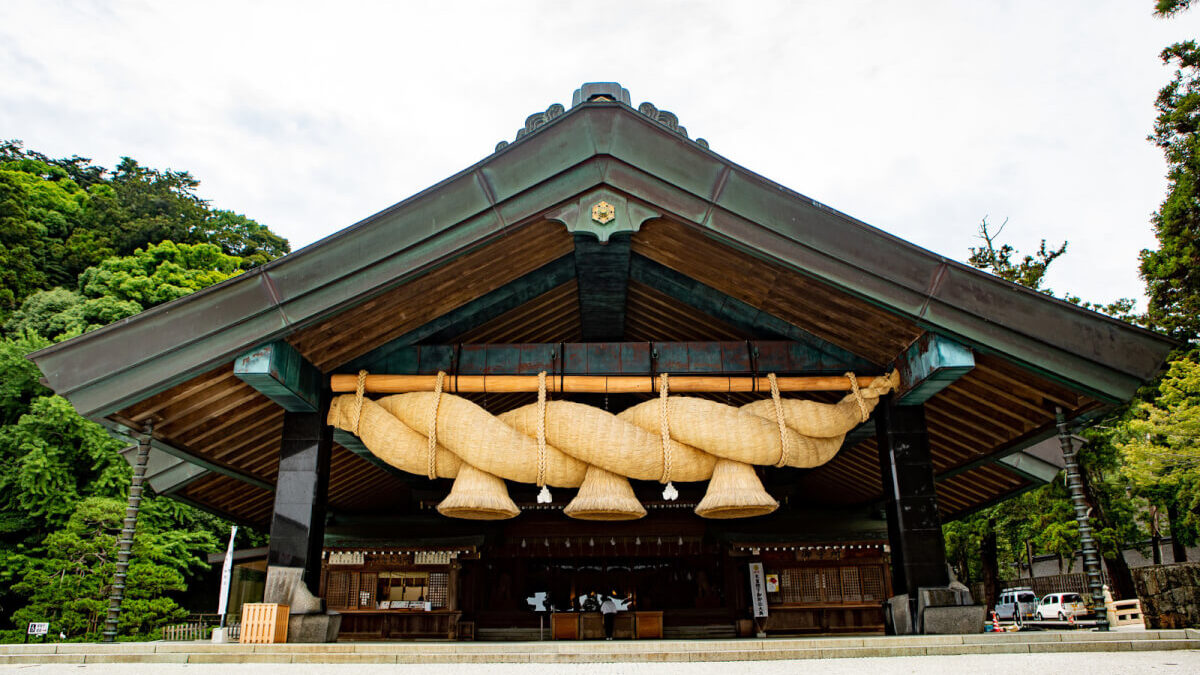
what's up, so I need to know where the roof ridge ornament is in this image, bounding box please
[494,82,708,152]
[637,102,708,149]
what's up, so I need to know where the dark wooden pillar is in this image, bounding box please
[875,398,949,597]
[267,393,332,595]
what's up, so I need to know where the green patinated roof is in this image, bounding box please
[30,84,1175,418]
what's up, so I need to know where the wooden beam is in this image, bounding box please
[335,340,879,377]
[574,233,631,341]
[117,443,208,495]
[233,341,321,413]
[102,420,274,492]
[341,255,577,373]
[629,255,879,371]
[330,373,886,394]
[893,333,975,405]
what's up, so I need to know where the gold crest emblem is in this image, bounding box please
[591,201,616,225]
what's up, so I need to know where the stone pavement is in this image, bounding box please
[1,651,1198,674]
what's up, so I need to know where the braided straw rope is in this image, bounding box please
[427,371,445,480]
[536,371,551,503]
[352,370,368,435]
[846,371,869,423]
[769,373,791,468]
[327,371,900,517]
[658,374,678,500]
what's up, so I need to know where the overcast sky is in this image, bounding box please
[3,1,1197,308]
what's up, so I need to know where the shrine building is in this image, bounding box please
[30,83,1174,641]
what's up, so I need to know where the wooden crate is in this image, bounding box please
[239,603,289,643]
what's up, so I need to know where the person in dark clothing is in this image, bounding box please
[600,594,618,640]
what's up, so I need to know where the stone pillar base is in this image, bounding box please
[286,612,342,643]
[886,586,984,634]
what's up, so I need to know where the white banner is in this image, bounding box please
[217,526,237,617]
[748,562,769,618]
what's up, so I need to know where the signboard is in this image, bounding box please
[765,573,780,593]
[748,562,769,618]
[217,525,237,618]
[27,623,48,636]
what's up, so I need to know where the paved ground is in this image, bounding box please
[2,651,1197,674]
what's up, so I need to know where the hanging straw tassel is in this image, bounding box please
[436,464,520,520]
[563,465,647,521]
[694,459,779,519]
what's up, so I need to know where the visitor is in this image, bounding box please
[600,594,618,640]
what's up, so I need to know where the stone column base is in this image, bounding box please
[286,612,342,643]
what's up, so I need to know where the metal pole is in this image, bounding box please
[1056,407,1108,631]
[102,422,153,642]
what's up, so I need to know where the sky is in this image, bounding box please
[2,0,1198,308]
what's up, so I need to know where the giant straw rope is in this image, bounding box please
[329,370,899,520]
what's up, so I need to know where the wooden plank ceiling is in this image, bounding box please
[110,216,1095,528]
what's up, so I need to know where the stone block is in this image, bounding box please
[885,594,914,634]
[286,612,342,643]
[922,605,987,634]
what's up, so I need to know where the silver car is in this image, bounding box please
[994,588,1038,620]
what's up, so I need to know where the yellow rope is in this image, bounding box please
[658,374,678,499]
[427,371,445,480]
[353,370,368,435]
[536,371,549,494]
[769,373,791,468]
[846,372,869,423]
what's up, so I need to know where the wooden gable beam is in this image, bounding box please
[233,341,321,413]
[342,255,576,374]
[574,233,631,341]
[629,255,879,371]
[892,333,975,405]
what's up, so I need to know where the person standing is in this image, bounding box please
[600,594,618,640]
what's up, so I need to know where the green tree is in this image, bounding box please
[1115,355,1200,555]
[1141,1,1200,343]
[78,240,242,307]
[205,210,291,268]
[4,497,215,640]
[967,217,1067,292]
[7,241,243,342]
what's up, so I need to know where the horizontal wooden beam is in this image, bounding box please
[893,333,974,405]
[629,256,879,371]
[102,420,274,492]
[234,341,321,413]
[345,340,878,377]
[331,373,884,394]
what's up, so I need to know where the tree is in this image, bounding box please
[1116,355,1200,558]
[205,210,290,268]
[7,241,243,343]
[967,217,1067,292]
[1141,1,1200,343]
[950,220,1147,598]
[0,141,289,639]
[3,497,215,640]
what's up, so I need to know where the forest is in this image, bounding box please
[0,0,1196,643]
[0,140,287,640]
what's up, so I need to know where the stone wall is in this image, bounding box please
[1131,562,1200,628]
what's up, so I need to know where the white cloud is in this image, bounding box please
[2,0,1196,307]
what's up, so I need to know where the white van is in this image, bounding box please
[994,587,1038,620]
[1035,592,1089,620]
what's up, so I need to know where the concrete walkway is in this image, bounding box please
[1,651,1198,674]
